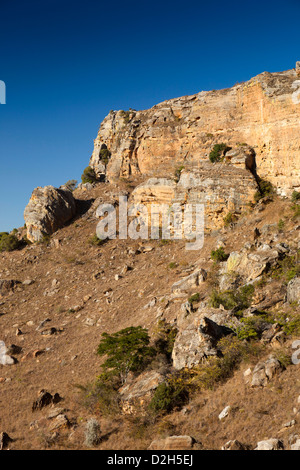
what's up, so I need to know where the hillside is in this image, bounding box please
[0,64,300,451]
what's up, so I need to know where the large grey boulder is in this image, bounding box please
[24,186,76,242]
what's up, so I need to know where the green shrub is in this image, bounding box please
[254,179,274,202]
[209,143,231,163]
[97,326,155,383]
[77,374,120,416]
[149,375,189,415]
[283,317,300,336]
[168,262,178,269]
[88,234,105,246]
[81,166,98,184]
[211,246,229,262]
[0,232,21,252]
[278,219,285,232]
[223,212,235,227]
[292,204,300,219]
[210,284,255,312]
[291,191,300,202]
[174,165,185,182]
[99,148,111,166]
[188,293,201,304]
[153,320,178,361]
[271,254,300,282]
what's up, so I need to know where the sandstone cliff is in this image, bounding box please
[90,66,300,197]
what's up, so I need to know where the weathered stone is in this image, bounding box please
[291,439,300,450]
[287,277,300,304]
[255,439,284,450]
[226,245,280,282]
[172,308,236,370]
[219,405,231,420]
[32,390,62,411]
[250,355,283,387]
[171,269,207,294]
[48,414,70,432]
[0,280,21,296]
[148,435,196,450]
[0,341,16,366]
[119,370,165,402]
[0,432,12,450]
[24,186,76,242]
[222,440,248,450]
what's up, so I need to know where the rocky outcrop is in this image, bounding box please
[0,279,20,296]
[90,67,300,196]
[250,355,283,387]
[129,161,258,233]
[225,243,282,282]
[172,307,237,370]
[24,186,76,242]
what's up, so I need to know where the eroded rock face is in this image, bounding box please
[172,308,237,370]
[24,186,76,242]
[129,163,258,233]
[90,69,300,196]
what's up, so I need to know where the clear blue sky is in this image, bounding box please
[0,0,299,232]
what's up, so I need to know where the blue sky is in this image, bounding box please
[0,0,300,231]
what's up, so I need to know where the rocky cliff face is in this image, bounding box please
[90,66,300,197]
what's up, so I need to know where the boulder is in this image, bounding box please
[0,341,16,366]
[287,277,300,304]
[226,244,280,282]
[0,432,12,450]
[171,269,207,294]
[255,439,284,450]
[221,440,248,450]
[148,435,196,450]
[119,370,165,402]
[172,308,236,370]
[250,355,283,387]
[24,186,76,242]
[0,280,20,296]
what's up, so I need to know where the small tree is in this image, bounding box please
[97,326,155,384]
[81,166,98,184]
[209,143,231,163]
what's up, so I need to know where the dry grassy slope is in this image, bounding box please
[0,183,299,450]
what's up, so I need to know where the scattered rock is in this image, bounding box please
[148,435,197,450]
[32,390,62,411]
[219,405,231,420]
[171,269,207,294]
[221,440,249,450]
[0,432,12,450]
[255,438,284,450]
[0,341,16,366]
